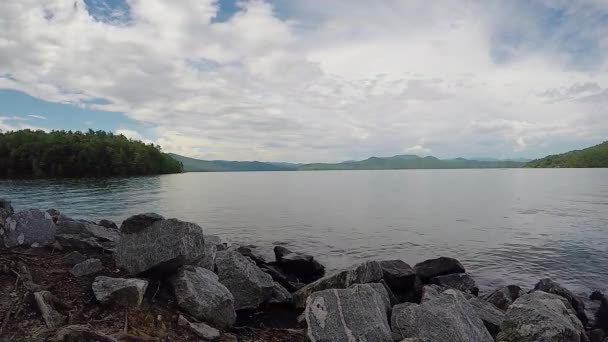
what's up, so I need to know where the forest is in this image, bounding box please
[527,141,608,168]
[0,129,183,178]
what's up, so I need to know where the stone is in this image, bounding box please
[413,257,465,282]
[46,209,62,223]
[197,239,217,271]
[0,199,14,226]
[120,212,164,234]
[379,259,416,297]
[92,276,148,307]
[57,219,120,243]
[591,291,605,301]
[1,209,56,248]
[178,315,221,340]
[497,291,587,342]
[237,245,269,266]
[391,289,493,342]
[534,278,588,326]
[115,218,205,274]
[273,246,325,283]
[260,264,302,292]
[216,251,274,310]
[52,325,118,342]
[597,296,608,330]
[468,296,505,338]
[421,284,445,303]
[293,261,383,308]
[70,258,103,277]
[62,251,87,266]
[305,283,392,342]
[483,285,522,311]
[205,234,230,251]
[171,266,236,328]
[589,329,605,342]
[267,282,293,305]
[34,291,67,329]
[98,219,118,230]
[430,273,479,295]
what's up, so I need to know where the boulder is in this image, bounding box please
[430,273,479,296]
[414,257,465,282]
[1,209,56,248]
[197,239,217,271]
[0,198,14,225]
[56,218,120,252]
[46,208,62,223]
[379,260,416,298]
[115,218,205,274]
[421,284,445,303]
[98,219,118,230]
[392,289,493,342]
[92,276,148,307]
[178,315,221,340]
[205,234,230,251]
[52,325,118,342]
[483,285,522,311]
[34,291,67,329]
[589,329,605,342]
[273,246,325,283]
[70,258,103,277]
[171,266,236,328]
[267,282,293,305]
[597,296,608,330]
[468,297,505,338]
[120,212,164,234]
[293,261,383,308]
[534,278,588,326]
[62,251,88,266]
[260,264,302,292]
[215,251,274,310]
[305,283,392,342]
[497,291,587,342]
[237,245,270,266]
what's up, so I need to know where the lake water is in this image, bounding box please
[2,169,608,295]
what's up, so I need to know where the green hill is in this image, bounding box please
[168,153,295,172]
[0,129,183,178]
[298,155,525,170]
[527,141,608,168]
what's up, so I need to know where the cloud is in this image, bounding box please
[115,128,153,144]
[27,114,47,120]
[0,0,607,161]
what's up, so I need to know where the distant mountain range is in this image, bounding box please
[169,153,527,172]
[527,141,608,168]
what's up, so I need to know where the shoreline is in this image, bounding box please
[0,199,606,341]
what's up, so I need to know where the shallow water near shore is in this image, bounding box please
[2,169,608,295]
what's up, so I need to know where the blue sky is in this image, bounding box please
[1,0,607,162]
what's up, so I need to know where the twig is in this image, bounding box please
[11,269,21,289]
[13,293,28,319]
[151,281,161,301]
[123,309,128,334]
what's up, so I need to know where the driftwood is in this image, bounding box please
[34,291,67,329]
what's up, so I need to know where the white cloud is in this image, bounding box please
[27,114,47,120]
[0,0,607,161]
[115,128,153,144]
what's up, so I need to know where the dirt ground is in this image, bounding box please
[0,246,306,341]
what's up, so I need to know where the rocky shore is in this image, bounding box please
[0,198,607,342]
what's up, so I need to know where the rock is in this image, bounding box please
[1,209,56,248]
[92,276,148,307]
[305,283,392,342]
[70,258,103,277]
[178,315,221,340]
[589,329,605,342]
[379,259,416,298]
[260,264,302,292]
[216,251,274,310]
[115,218,205,274]
[34,291,67,329]
[205,234,230,251]
[534,278,588,326]
[497,291,587,342]
[430,273,479,296]
[0,199,14,226]
[293,261,383,308]
[120,212,164,234]
[597,296,608,330]
[197,239,217,271]
[468,297,505,338]
[52,325,118,342]
[591,291,605,301]
[62,251,87,266]
[237,245,269,266]
[171,266,236,328]
[391,289,493,342]
[421,284,445,303]
[55,218,120,252]
[483,285,522,311]
[98,219,118,230]
[273,246,325,283]
[46,208,62,223]
[267,282,293,305]
[414,256,465,282]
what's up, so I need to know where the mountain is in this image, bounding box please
[168,153,295,172]
[299,155,525,170]
[527,141,608,168]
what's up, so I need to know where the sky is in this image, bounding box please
[1,0,608,162]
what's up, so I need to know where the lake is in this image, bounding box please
[2,169,607,295]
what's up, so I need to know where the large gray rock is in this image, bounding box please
[414,257,465,282]
[497,291,587,342]
[391,289,493,342]
[421,284,445,303]
[216,251,274,310]
[236,245,270,266]
[267,282,293,305]
[0,198,14,226]
[115,218,205,274]
[1,209,56,248]
[178,315,221,340]
[430,273,479,295]
[92,276,148,307]
[305,283,392,342]
[483,285,522,311]
[56,218,120,251]
[98,219,118,230]
[293,261,383,308]
[70,258,103,277]
[62,251,88,266]
[534,278,588,326]
[197,238,217,271]
[468,297,505,338]
[171,266,236,328]
[379,260,416,296]
[273,246,325,283]
[120,213,164,234]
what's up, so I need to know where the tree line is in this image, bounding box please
[0,129,183,178]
